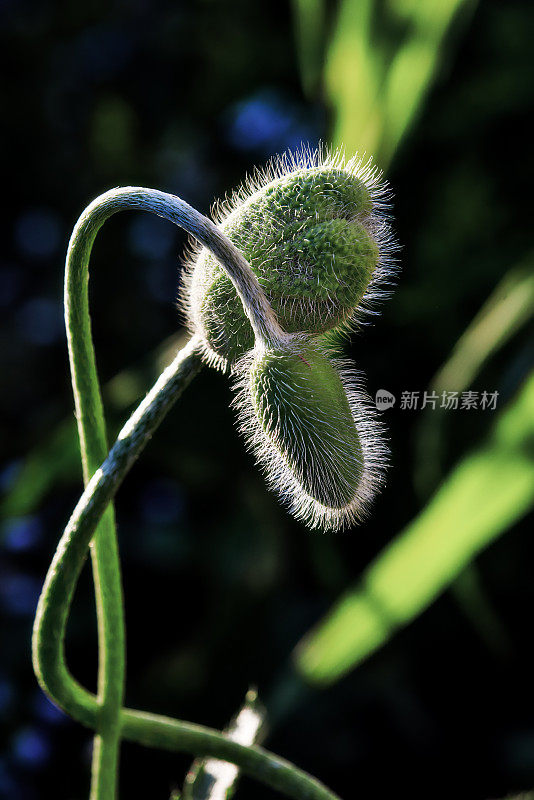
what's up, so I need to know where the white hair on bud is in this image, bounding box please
[179,144,399,370]
[231,341,389,531]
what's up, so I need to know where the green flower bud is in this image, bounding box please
[178,148,397,529]
[184,149,394,370]
[234,339,387,531]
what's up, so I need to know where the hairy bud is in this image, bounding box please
[234,340,387,531]
[180,147,397,530]
[184,148,394,370]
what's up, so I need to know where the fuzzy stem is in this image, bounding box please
[32,337,203,729]
[121,709,341,800]
[68,187,285,349]
[32,186,340,800]
[33,330,341,800]
[33,186,285,800]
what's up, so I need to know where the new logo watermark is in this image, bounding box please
[374,390,499,411]
[375,390,396,410]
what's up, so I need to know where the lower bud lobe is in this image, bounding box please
[249,344,363,511]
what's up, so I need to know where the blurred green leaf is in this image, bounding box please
[182,689,266,800]
[294,371,534,685]
[380,0,475,163]
[450,562,511,655]
[504,794,534,800]
[413,257,534,653]
[324,0,382,159]
[1,419,80,520]
[415,254,534,498]
[292,0,327,97]
[431,256,534,394]
[321,0,477,164]
[0,333,186,520]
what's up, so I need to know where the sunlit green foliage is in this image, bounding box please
[294,0,478,164]
[287,0,534,694]
[296,370,534,684]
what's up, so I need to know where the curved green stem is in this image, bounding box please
[33,330,340,800]
[32,336,203,728]
[32,186,341,800]
[66,188,285,353]
[89,521,123,796]
[121,709,341,800]
[40,186,287,800]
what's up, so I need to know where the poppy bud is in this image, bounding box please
[234,339,387,530]
[184,148,394,370]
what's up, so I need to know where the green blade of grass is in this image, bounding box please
[415,254,534,499]
[380,0,477,163]
[323,0,476,165]
[409,255,534,652]
[324,0,383,159]
[431,257,534,394]
[292,0,328,97]
[0,333,185,521]
[294,371,534,685]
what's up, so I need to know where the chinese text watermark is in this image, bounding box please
[375,389,499,411]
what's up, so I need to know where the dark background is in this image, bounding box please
[1,0,534,798]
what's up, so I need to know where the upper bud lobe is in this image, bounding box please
[184,149,393,369]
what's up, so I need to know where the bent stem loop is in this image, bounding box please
[62,187,284,800]
[32,337,203,729]
[67,187,286,352]
[34,332,340,800]
[32,187,340,800]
